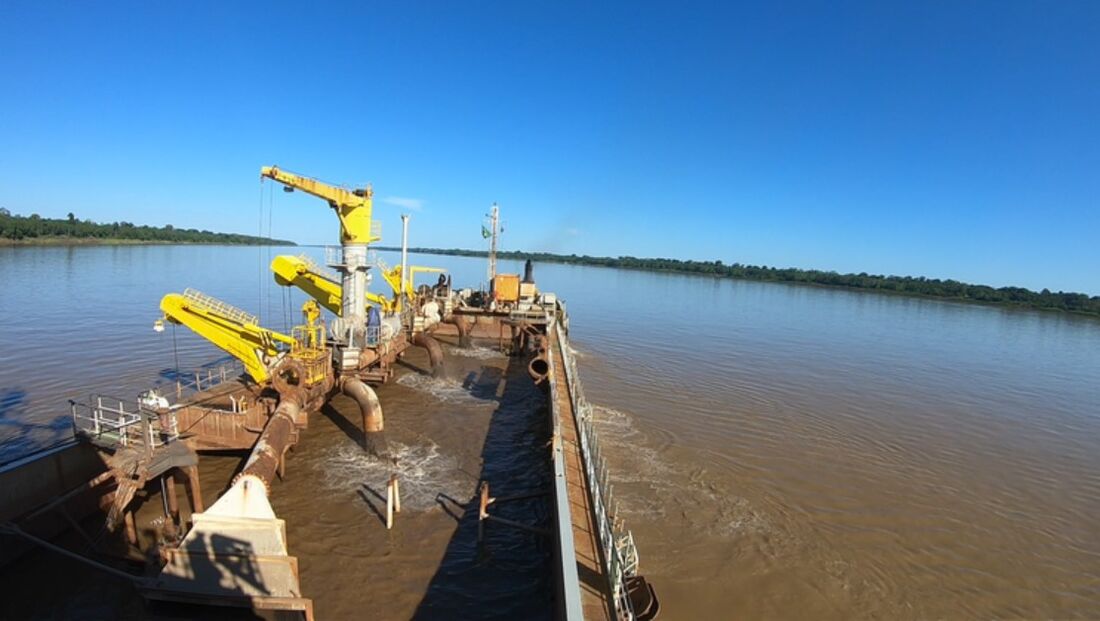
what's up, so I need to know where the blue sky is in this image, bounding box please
[1,1,1097,294]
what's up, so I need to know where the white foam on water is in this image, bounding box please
[313,440,469,512]
[590,404,773,539]
[444,344,506,360]
[396,372,497,406]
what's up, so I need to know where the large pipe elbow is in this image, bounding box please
[412,332,445,377]
[528,354,549,385]
[342,378,387,457]
[445,316,471,348]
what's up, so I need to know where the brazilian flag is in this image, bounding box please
[481,225,492,239]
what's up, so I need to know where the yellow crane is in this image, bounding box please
[376,261,447,308]
[159,289,297,385]
[271,254,396,314]
[260,166,379,244]
[261,165,378,353]
[160,290,329,390]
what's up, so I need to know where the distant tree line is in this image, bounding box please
[379,245,1100,318]
[0,208,293,245]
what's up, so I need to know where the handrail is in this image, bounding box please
[182,288,257,326]
[555,317,641,620]
[70,395,179,452]
[546,314,586,620]
[169,360,246,401]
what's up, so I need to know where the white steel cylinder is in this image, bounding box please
[341,244,368,347]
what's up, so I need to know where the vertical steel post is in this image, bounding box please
[400,214,410,307]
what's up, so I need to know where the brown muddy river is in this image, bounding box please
[2,245,1099,618]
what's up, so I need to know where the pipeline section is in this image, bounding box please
[444,316,471,348]
[413,332,445,376]
[341,378,387,457]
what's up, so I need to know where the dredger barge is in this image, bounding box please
[0,167,658,620]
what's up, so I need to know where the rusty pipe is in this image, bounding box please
[528,354,550,385]
[445,316,470,348]
[342,378,387,457]
[237,400,300,488]
[412,331,445,377]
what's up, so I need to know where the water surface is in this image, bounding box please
[1,245,1098,618]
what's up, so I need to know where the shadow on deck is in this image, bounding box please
[412,353,555,621]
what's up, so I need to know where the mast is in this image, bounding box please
[487,203,499,283]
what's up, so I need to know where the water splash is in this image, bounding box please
[591,405,772,539]
[312,440,468,512]
[445,345,506,360]
[396,373,497,406]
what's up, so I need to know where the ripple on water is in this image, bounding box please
[591,405,773,540]
[311,440,468,512]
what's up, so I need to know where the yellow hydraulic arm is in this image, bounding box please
[271,255,395,314]
[160,289,296,384]
[379,265,446,302]
[260,166,379,243]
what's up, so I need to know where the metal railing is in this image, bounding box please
[70,396,177,452]
[182,288,258,326]
[325,239,382,269]
[509,308,550,323]
[324,245,343,268]
[170,360,245,400]
[555,321,641,620]
[297,253,341,283]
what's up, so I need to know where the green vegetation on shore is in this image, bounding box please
[381,246,1100,317]
[0,209,293,245]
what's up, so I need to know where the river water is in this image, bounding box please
[1,245,1098,618]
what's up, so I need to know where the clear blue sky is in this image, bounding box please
[1,2,1097,294]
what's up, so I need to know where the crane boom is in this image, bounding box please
[271,255,395,314]
[260,165,380,244]
[160,289,296,384]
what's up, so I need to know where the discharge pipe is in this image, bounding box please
[341,378,387,457]
[413,332,445,377]
[444,316,470,348]
[527,335,549,385]
[528,354,549,385]
[238,400,300,487]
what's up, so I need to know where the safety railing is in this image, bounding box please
[324,245,345,269]
[182,288,258,326]
[555,321,641,620]
[326,243,383,267]
[509,307,550,323]
[170,360,245,401]
[70,396,177,453]
[297,253,341,283]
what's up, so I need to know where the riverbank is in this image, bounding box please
[0,237,295,247]
[381,246,1100,319]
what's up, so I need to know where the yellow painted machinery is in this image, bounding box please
[271,254,396,314]
[260,166,379,244]
[159,290,331,396]
[158,166,447,463]
[376,261,446,311]
[261,166,375,358]
[160,289,297,385]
